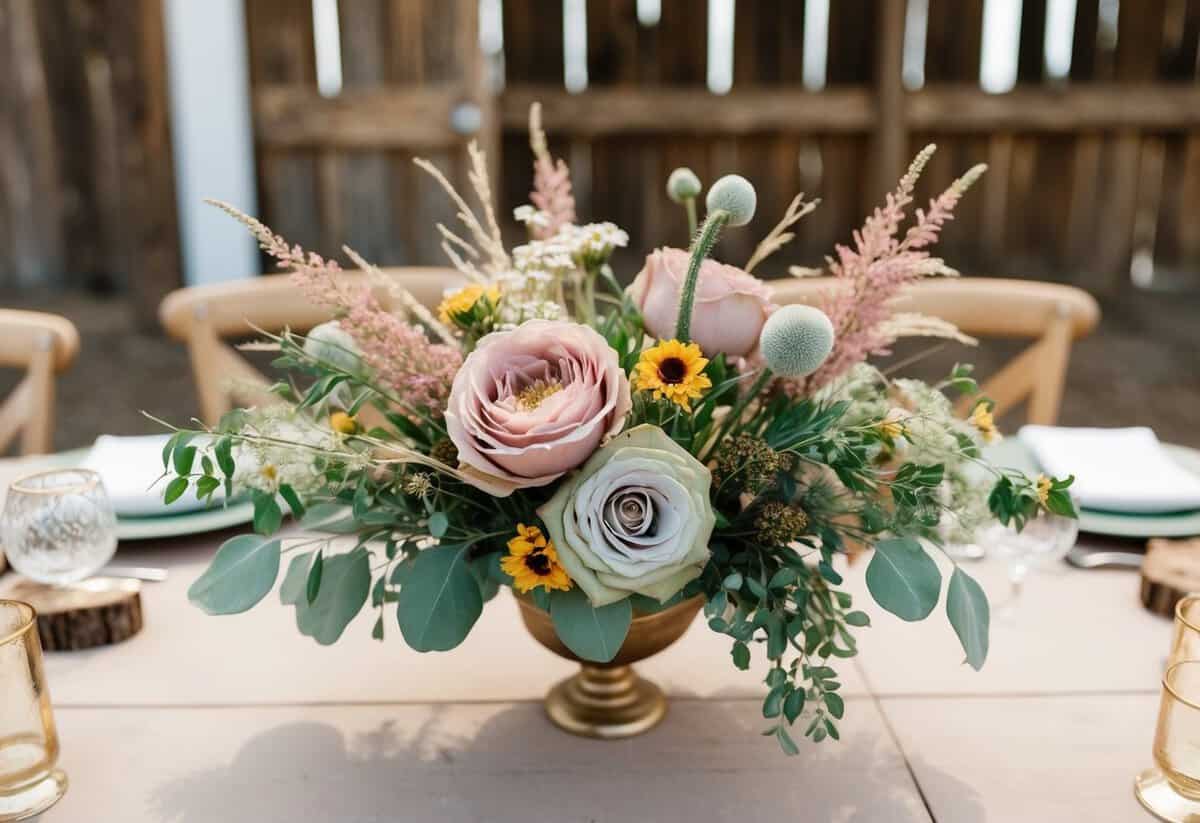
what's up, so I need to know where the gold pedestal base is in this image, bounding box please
[544,664,667,739]
[0,769,68,822]
[1135,767,1200,822]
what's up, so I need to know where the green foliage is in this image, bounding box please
[188,534,281,615]
[865,538,942,622]
[296,547,370,644]
[395,544,483,652]
[550,588,632,663]
[946,567,990,670]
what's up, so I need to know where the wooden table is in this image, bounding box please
[0,458,1172,821]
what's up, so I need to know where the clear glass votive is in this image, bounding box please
[0,600,67,820]
[1136,660,1200,821]
[1,469,117,585]
[1169,595,1200,670]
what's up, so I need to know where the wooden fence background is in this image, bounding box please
[3,0,1199,321]
[247,0,1200,294]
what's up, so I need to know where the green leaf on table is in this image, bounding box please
[252,491,283,535]
[164,476,188,505]
[823,692,845,719]
[279,552,313,605]
[549,588,632,663]
[188,534,281,615]
[946,566,990,670]
[395,544,483,652]
[306,550,324,604]
[844,610,871,627]
[865,537,941,622]
[296,547,371,645]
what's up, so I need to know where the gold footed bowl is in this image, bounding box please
[516,594,705,739]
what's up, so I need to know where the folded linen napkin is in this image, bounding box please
[81,434,225,517]
[1018,426,1200,514]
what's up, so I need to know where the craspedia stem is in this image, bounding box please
[674,210,730,343]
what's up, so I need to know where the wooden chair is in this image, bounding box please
[159,268,466,425]
[0,309,80,455]
[770,277,1101,424]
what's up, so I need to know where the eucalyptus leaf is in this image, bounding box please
[164,476,188,504]
[279,552,313,605]
[306,550,325,604]
[549,588,631,663]
[946,566,990,670]
[865,537,941,621]
[188,534,281,615]
[296,548,371,645]
[395,545,482,652]
[252,491,283,535]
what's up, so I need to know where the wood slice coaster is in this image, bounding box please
[1141,538,1200,618]
[0,576,143,650]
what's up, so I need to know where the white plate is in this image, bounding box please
[114,499,256,541]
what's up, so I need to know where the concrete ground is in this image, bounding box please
[2,283,1198,453]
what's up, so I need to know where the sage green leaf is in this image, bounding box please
[428,512,449,538]
[865,537,941,621]
[299,502,357,534]
[946,566,990,670]
[823,692,845,719]
[188,534,281,615]
[395,545,483,652]
[280,552,312,605]
[279,484,306,519]
[296,548,370,645]
[306,550,324,604]
[164,476,188,504]
[731,640,750,670]
[252,491,283,535]
[549,588,632,663]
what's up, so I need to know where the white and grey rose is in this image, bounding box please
[537,425,715,606]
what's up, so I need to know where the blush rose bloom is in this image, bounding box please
[537,425,715,606]
[445,319,632,496]
[628,247,775,358]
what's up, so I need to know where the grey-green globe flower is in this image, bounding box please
[705,174,757,226]
[666,167,702,203]
[537,424,715,606]
[759,304,834,377]
[303,320,366,376]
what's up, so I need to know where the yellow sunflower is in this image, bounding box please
[501,523,572,594]
[437,284,499,324]
[632,339,713,412]
[968,401,1001,443]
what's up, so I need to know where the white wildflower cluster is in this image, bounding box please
[557,222,629,267]
[513,205,551,230]
[512,237,575,274]
[233,406,360,497]
[493,269,566,329]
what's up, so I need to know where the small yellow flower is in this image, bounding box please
[968,401,1001,444]
[878,408,907,441]
[329,411,358,434]
[1036,474,1052,507]
[632,339,713,412]
[437,284,499,324]
[501,523,572,594]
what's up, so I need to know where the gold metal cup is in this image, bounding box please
[0,600,67,821]
[517,594,704,739]
[1136,660,1200,821]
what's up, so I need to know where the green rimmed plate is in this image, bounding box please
[985,439,1200,539]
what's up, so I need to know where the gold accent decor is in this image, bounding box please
[517,594,704,739]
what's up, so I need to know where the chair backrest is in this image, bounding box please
[159,267,466,425]
[770,277,1101,424]
[0,309,80,455]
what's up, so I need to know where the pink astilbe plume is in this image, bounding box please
[792,147,986,394]
[528,102,576,238]
[206,200,461,412]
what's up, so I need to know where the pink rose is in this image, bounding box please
[628,248,775,358]
[445,320,632,496]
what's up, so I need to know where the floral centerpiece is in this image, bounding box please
[161,105,1075,753]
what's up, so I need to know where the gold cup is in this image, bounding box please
[1169,595,1200,670]
[0,600,67,821]
[1136,660,1200,821]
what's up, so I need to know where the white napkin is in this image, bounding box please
[1018,426,1200,514]
[81,434,225,517]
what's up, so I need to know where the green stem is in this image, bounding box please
[675,210,729,342]
[700,368,774,463]
[685,197,698,238]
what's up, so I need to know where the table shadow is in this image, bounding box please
[149,700,955,823]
